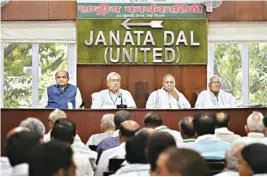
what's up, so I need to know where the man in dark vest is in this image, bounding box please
[39,70,82,109]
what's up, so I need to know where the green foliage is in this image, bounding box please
[4,43,67,108]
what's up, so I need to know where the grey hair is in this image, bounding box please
[101,114,115,129]
[225,141,247,171]
[208,75,222,85]
[48,109,67,123]
[106,72,121,81]
[247,111,264,132]
[19,117,45,136]
[162,74,175,83]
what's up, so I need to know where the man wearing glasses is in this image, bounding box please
[39,70,82,109]
[195,75,237,108]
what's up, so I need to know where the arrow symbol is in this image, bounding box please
[122,19,164,30]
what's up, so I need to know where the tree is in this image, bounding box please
[4,43,67,108]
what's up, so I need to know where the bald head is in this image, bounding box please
[246,112,264,133]
[55,70,69,79]
[215,112,230,128]
[119,120,140,139]
[7,127,30,138]
[179,116,195,139]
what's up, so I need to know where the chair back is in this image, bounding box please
[206,159,226,175]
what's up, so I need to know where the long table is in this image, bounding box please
[1,108,267,156]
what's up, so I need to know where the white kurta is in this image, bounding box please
[146,88,191,109]
[195,90,237,108]
[91,89,137,109]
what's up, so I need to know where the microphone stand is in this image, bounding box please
[117,93,127,109]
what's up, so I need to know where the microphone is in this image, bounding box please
[117,92,127,109]
[80,102,85,109]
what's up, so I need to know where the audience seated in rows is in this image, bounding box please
[51,118,94,175]
[156,147,209,176]
[144,112,183,146]
[192,112,230,159]
[214,112,241,143]
[86,113,115,147]
[28,140,76,176]
[179,116,196,148]
[114,128,154,176]
[95,120,140,176]
[147,132,177,176]
[96,110,131,163]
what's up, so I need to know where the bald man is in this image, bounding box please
[195,75,237,108]
[39,70,82,109]
[146,74,191,109]
[179,116,196,143]
[95,120,140,176]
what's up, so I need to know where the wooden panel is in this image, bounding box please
[1,1,76,20]
[48,1,76,20]
[235,1,263,21]
[207,1,236,21]
[182,66,207,107]
[77,65,207,109]
[2,108,267,156]
[263,1,267,20]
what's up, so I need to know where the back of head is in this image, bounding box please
[19,117,45,136]
[193,112,215,136]
[241,143,267,174]
[6,131,41,166]
[179,116,195,139]
[164,147,209,176]
[51,121,75,144]
[263,116,267,128]
[144,112,163,128]
[101,113,115,130]
[147,132,176,172]
[246,112,264,133]
[125,130,152,164]
[215,112,230,128]
[54,118,76,137]
[28,140,74,176]
[48,109,67,123]
[119,120,140,138]
[114,110,131,130]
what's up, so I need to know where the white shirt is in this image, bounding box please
[11,163,29,176]
[233,132,266,145]
[86,131,115,146]
[39,85,82,109]
[154,125,183,146]
[215,170,239,176]
[0,157,12,176]
[73,152,94,176]
[91,89,136,109]
[215,127,234,135]
[114,164,150,176]
[195,90,237,108]
[146,88,191,109]
[95,142,126,176]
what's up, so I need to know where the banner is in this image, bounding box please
[77,18,207,64]
[77,3,205,19]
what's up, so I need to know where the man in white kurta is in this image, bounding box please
[91,72,136,109]
[195,75,237,108]
[146,74,191,109]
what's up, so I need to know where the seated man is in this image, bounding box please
[39,70,82,109]
[91,72,136,109]
[179,116,196,148]
[195,75,237,108]
[146,74,191,109]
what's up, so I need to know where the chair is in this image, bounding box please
[88,145,97,152]
[103,158,125,176]
[205,159,226,175]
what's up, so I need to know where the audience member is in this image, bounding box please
[214,112,241,143]
[86,113,115,147]
[195,75,237,108]
[39,70,82,109]
[95,120,139,176]
[156,147,209,176]
[234,111,265,144]
[115,128,154,176]
[192,112,230,159]
[91,72,136,109]
[43,109,67,142]
[144,112,182,146]
[146,74,191,109]
[179,116,196,147]
[263,115,267,136]
[51,119,94,175]
[6,131,42,176]
[238,143,267,176]
[19,117,45,137]
[146,132,176,175]
[28,140,76,176]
